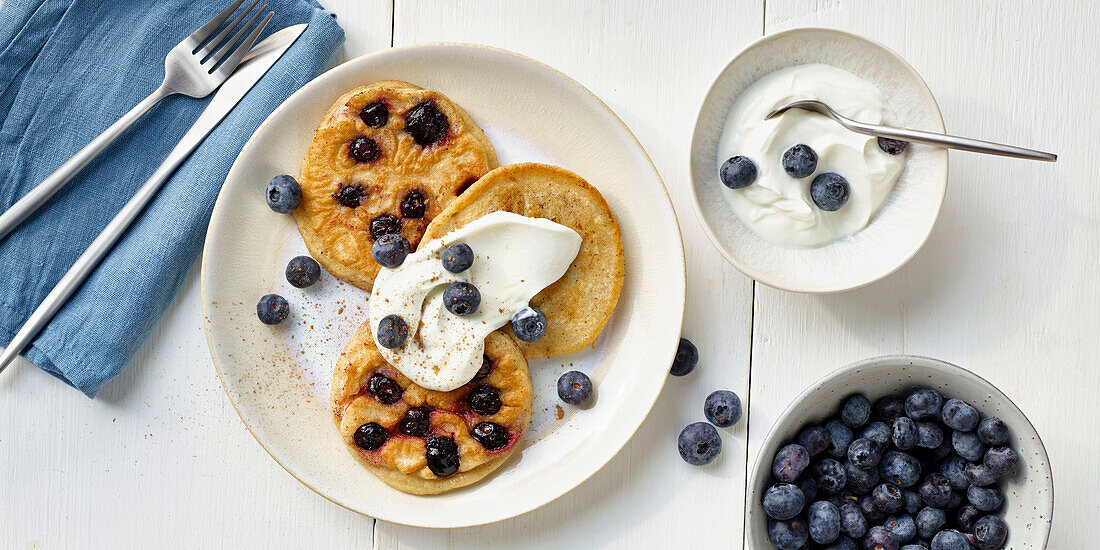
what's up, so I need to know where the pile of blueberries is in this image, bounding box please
[762,388,1018,550]
[719,137,908,212]
[671,338,744,466]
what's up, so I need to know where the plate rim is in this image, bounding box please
[200,42,686,528]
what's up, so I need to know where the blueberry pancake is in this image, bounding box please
[332,324,531,495]
[420,163,625,359]
[296,81,498,291]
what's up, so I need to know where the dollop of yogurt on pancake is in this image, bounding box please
[369,211,581,391]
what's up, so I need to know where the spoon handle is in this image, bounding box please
[844,119,1057,162]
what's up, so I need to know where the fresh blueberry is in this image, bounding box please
[405,100,449,146]
[557,370,593,405]
[670,337,699,376]
[861,422,892,450]
[945,489,964,510]
[859,495,886,523]
[842,394,872,428]
[333,184,364,208]
[918,473,953,508]
[266,174,301,213]
[956,504,982,531]
[966,485,1002,512]
[359,101,389,127]
[678,422,721,465]
[813,459,848,496]
[846,460,880,494]
[424,436,459,477]
[809,501,842,544]
[773,444,811,482]
[810,172,850,211]
[349,136,381,163]
[977,417,1008,446]
[880,452,922,488]
[885,513,917,543]
[442,282,480,315]
[800,425,832,456]
[972,515,1008,549]
[872,483,904,514]
[799,476,819,502]
[900,545,928,550]
[367,373,403,404]
[826,419,854,458]
[376,314,409,349]
[930,530,969,550]
[848,438,882,469]
[719,155,758,189]
[782,144,818,178]
[372,233,411,268]
[465,384,502,415]
[703,390,742,427]
[763,483,806,520]
[864,525,900,550]
[400,189,427,219]
[285,255,321,288]
[397,406,431,437]
[892,417,919,450]
[256,294,289,325]
[916,422,944,449]
[878,137,910,155]
[922,437,955,463]
[983,446,1019,475]
[353,422,388,450]
[915,506,946,540]
[511,306,547,342]
[825,534,859,550]
[964,462,998,486]
[952,430,986,462]
[472,421,509,450]
[369,214,401,239]
[939,455,970,491]
[904,389,943,420]
[901,489,923,515]
[874,396,907,424]
[940,399,979,432]
[839,501,868,538]
[768,517,809,550]
[441,243,474,273]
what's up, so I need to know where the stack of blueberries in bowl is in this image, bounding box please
[761,388,1019,550]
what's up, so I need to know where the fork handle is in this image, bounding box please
[846,119,1058,162]
[0,84,174,242]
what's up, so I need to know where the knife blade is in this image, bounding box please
[0,23,308,375]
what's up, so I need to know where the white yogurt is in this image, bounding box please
[717,63,906,248]
[369,211,581,392]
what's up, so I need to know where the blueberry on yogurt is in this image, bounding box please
[442,282,480,316]
[376,314,409,349]
[372,233,411,268]
[266,175,301,213]
[782,144,818,178]
[878,137,910,155]
[720,155,757,189]
[810,172,850,211]
[441,242,474,273]
[511,306,546,342]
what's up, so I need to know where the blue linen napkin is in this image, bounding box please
[0,0,344,397]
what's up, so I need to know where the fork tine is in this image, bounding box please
[205,5,267,68]
[189,0,246,47]
[211,11,273,77]
[196,0,261,59]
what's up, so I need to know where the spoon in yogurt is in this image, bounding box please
[766,99,1057,162]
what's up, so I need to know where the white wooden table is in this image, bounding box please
[3,1,1096,547]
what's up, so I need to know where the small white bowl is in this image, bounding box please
[746,355,1053,549]
[689,28,948,293]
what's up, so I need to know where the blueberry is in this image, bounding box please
[842,394,872,428]
[966,485,1002,512]
[964,462,998,486]
[397,406,431,437]
[763,483,806,520]
[256,294,289,325]
[353,422,388,450]
[367,373,403,404]
[333,184,364,208]
[848,438,882,469]
[918,473,953,508]
[915,507,946,540]
[473,354,492,381]
[441,242,474,273]
[442,282,480,315]
[369,213,401,239]
[800,425,832,456]
[376,314,409,349]
[976,417,1008,446]
[900,545,928,550]
[704,389,742,427]
[372,233,411,268]
[799,477,819,502]
[972,515,1007,549]
[878,137,910,155]
[359,101,389,127]
[424,436,459,477]
[400,189,427,219]
[768,517,809,550]
[839,501,868,538]
[983,446,1019,475]
[678,422,721,465]
[864,525,900,550]
[465,384,502,415]
[846,460,880,494]
[861,422,892,450]
[405,100,449,146]
[916,422,944,449]
[940,399,979,432]
[813,458,848,496]
[825,535,859,550]
[892,417,919,450]
[670,337,699,376]
[810,172,850,211]
[904,389,943,420]
[901,489,923,515]
[349,136,381,163]
[809,501,842,544]
[945,490,963,511]
[773,444,811,482]
[939,455,969,491]
[557,370,593,405]
[782,144,818,178]
[859,495,886,523]
[930,529,969,550]
[266,174,301,213]
[874,396,907,424]
[825,419,854,458]
[872,483,903,514]
[471,421,509,450]
[880,452,922,488]
[921,437,955,463]
[285,255,321,288]
[719,155,758,189]
[885,513,917,543]
[956,504,982,531]
[952,430,986,462]
[511,306,547,342]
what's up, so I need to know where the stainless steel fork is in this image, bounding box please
[0,0,274,241]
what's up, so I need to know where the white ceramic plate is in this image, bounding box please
[690,28,949,293]
[200,44,685,528]
[746,355,1053,549]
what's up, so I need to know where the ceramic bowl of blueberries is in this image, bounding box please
[747,355,1052,549]
[689,28,949,293]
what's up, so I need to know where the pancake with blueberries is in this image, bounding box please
[331,324,531,495]
[296,81,498,291]
[420,163,625,360]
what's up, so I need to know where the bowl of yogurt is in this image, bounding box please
[690,28,948,292]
